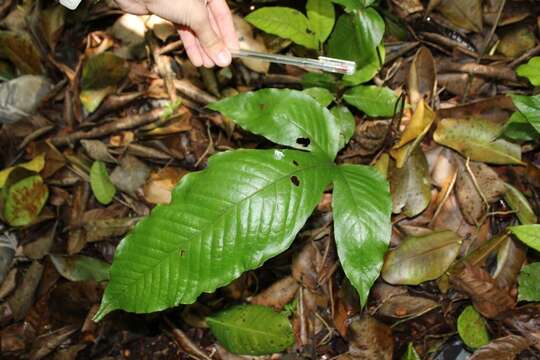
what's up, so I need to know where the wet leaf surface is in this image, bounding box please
[382,230,461,285]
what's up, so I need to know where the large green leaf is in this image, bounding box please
[509,225,540,251]
[207,304,294,355]
[208,89,341,160]
[306,0,335,44]
[332,164,392,306]
[511,94,540,134]
[327,9,384,68]
[382,230,462,285]
[516,56,540,86]
[94,149,333,320]
[245,7,318,49]
[434,118,523,165]
[518,262,540,302]
[457,305,490,349]
[344,85,398,118]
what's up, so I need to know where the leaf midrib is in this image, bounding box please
[113,159,332,296]
[207,317,286,340]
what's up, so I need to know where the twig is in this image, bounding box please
[51,108,165,146]
[509,44,540,68]
[164,317,212,360]
[174,79,217,105]
[465,157,489,209]
[437,60,517,81]
[429,170,458,227]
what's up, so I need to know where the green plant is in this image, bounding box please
[94,88,392,321]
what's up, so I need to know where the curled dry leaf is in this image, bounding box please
[469,335,531,360]
[382,230,461,285]
[80,140,116,163]
[454,158,506,225]
[142,167,188,205]
[250,276,299,311]
[347,315,394,360]
[407,47,436,106]
[451,264,515,319]
[503,304,540,351]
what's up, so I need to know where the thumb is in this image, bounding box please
[189,1,231,67]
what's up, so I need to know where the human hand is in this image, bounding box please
[115,0,239,68]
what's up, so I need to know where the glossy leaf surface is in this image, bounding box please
[511,94,540,134]
[245,7,318,49]
[306,0,335,43]
[509,225,540,251]
[333,164,392,306]
[209,89,340,159]
[434,118,523,165]
[344,85,398,118]
[207,304,294,355]
[331,105,356,150]
[382,230,462,285]
[94,149,333,320]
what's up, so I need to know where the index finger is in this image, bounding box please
[208,0,239,50]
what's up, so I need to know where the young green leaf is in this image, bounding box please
[50,255,110,282]
[382,230,462,285]
[80,52,129,113]
[342,46,384,86]
[332,164,392,306]
[457,306,490,349]
[245,7,318,49]
[510,94,540,134]
[3,175,49,227]
[344,85,398,118]
[402,343,421,360]
[502,111,540,142]
[208,89,341,159]
[516,57,540,86]
[503,183,537,225]
[327,10,384,68]
[94,149,333,321]
[434,118,523,165]
[90,161,116,205]
[508,225,540,251]
[302,87,334,107]
[518,262,540,302]
[207,304,294,355]
[306,0,335,44]
[331,105,356,149]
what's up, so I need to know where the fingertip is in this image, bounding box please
[214,49,232,67]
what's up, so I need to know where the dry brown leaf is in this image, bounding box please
[250,276,299,310]
[451,264,515,319]
[347,315,394,360]
[469,335,531,360]
[142,167,187,204]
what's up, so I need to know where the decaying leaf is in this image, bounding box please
[451,264,515,319]
[382,230,461,285]
[0,232,16,284]
[436,0,483,32]
[469,335,531,360]
[347,315,393,360]
[50,255,110,282]
[142,167,187,204]
[0,75,52,124]
[454,158,506,225]
[407,47,436,105]
[3,175,49,227]
[0,153,45,188]
[390,147,432,217]
[378,294,439,319]
[0,31,43,74]
[434,118,523,165]
[250,276,299,310]
[80,52,130,113]
[110,155,150,195]
[503,304,540,351]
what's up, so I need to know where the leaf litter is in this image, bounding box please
[0,0,540,359]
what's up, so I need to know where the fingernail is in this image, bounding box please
[216,50,231,67]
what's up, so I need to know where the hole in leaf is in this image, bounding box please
[296,137,310,147]
[258,103,267,111]
[179,249,186,257]
[290,176,300,187]
[292,160,299,166]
